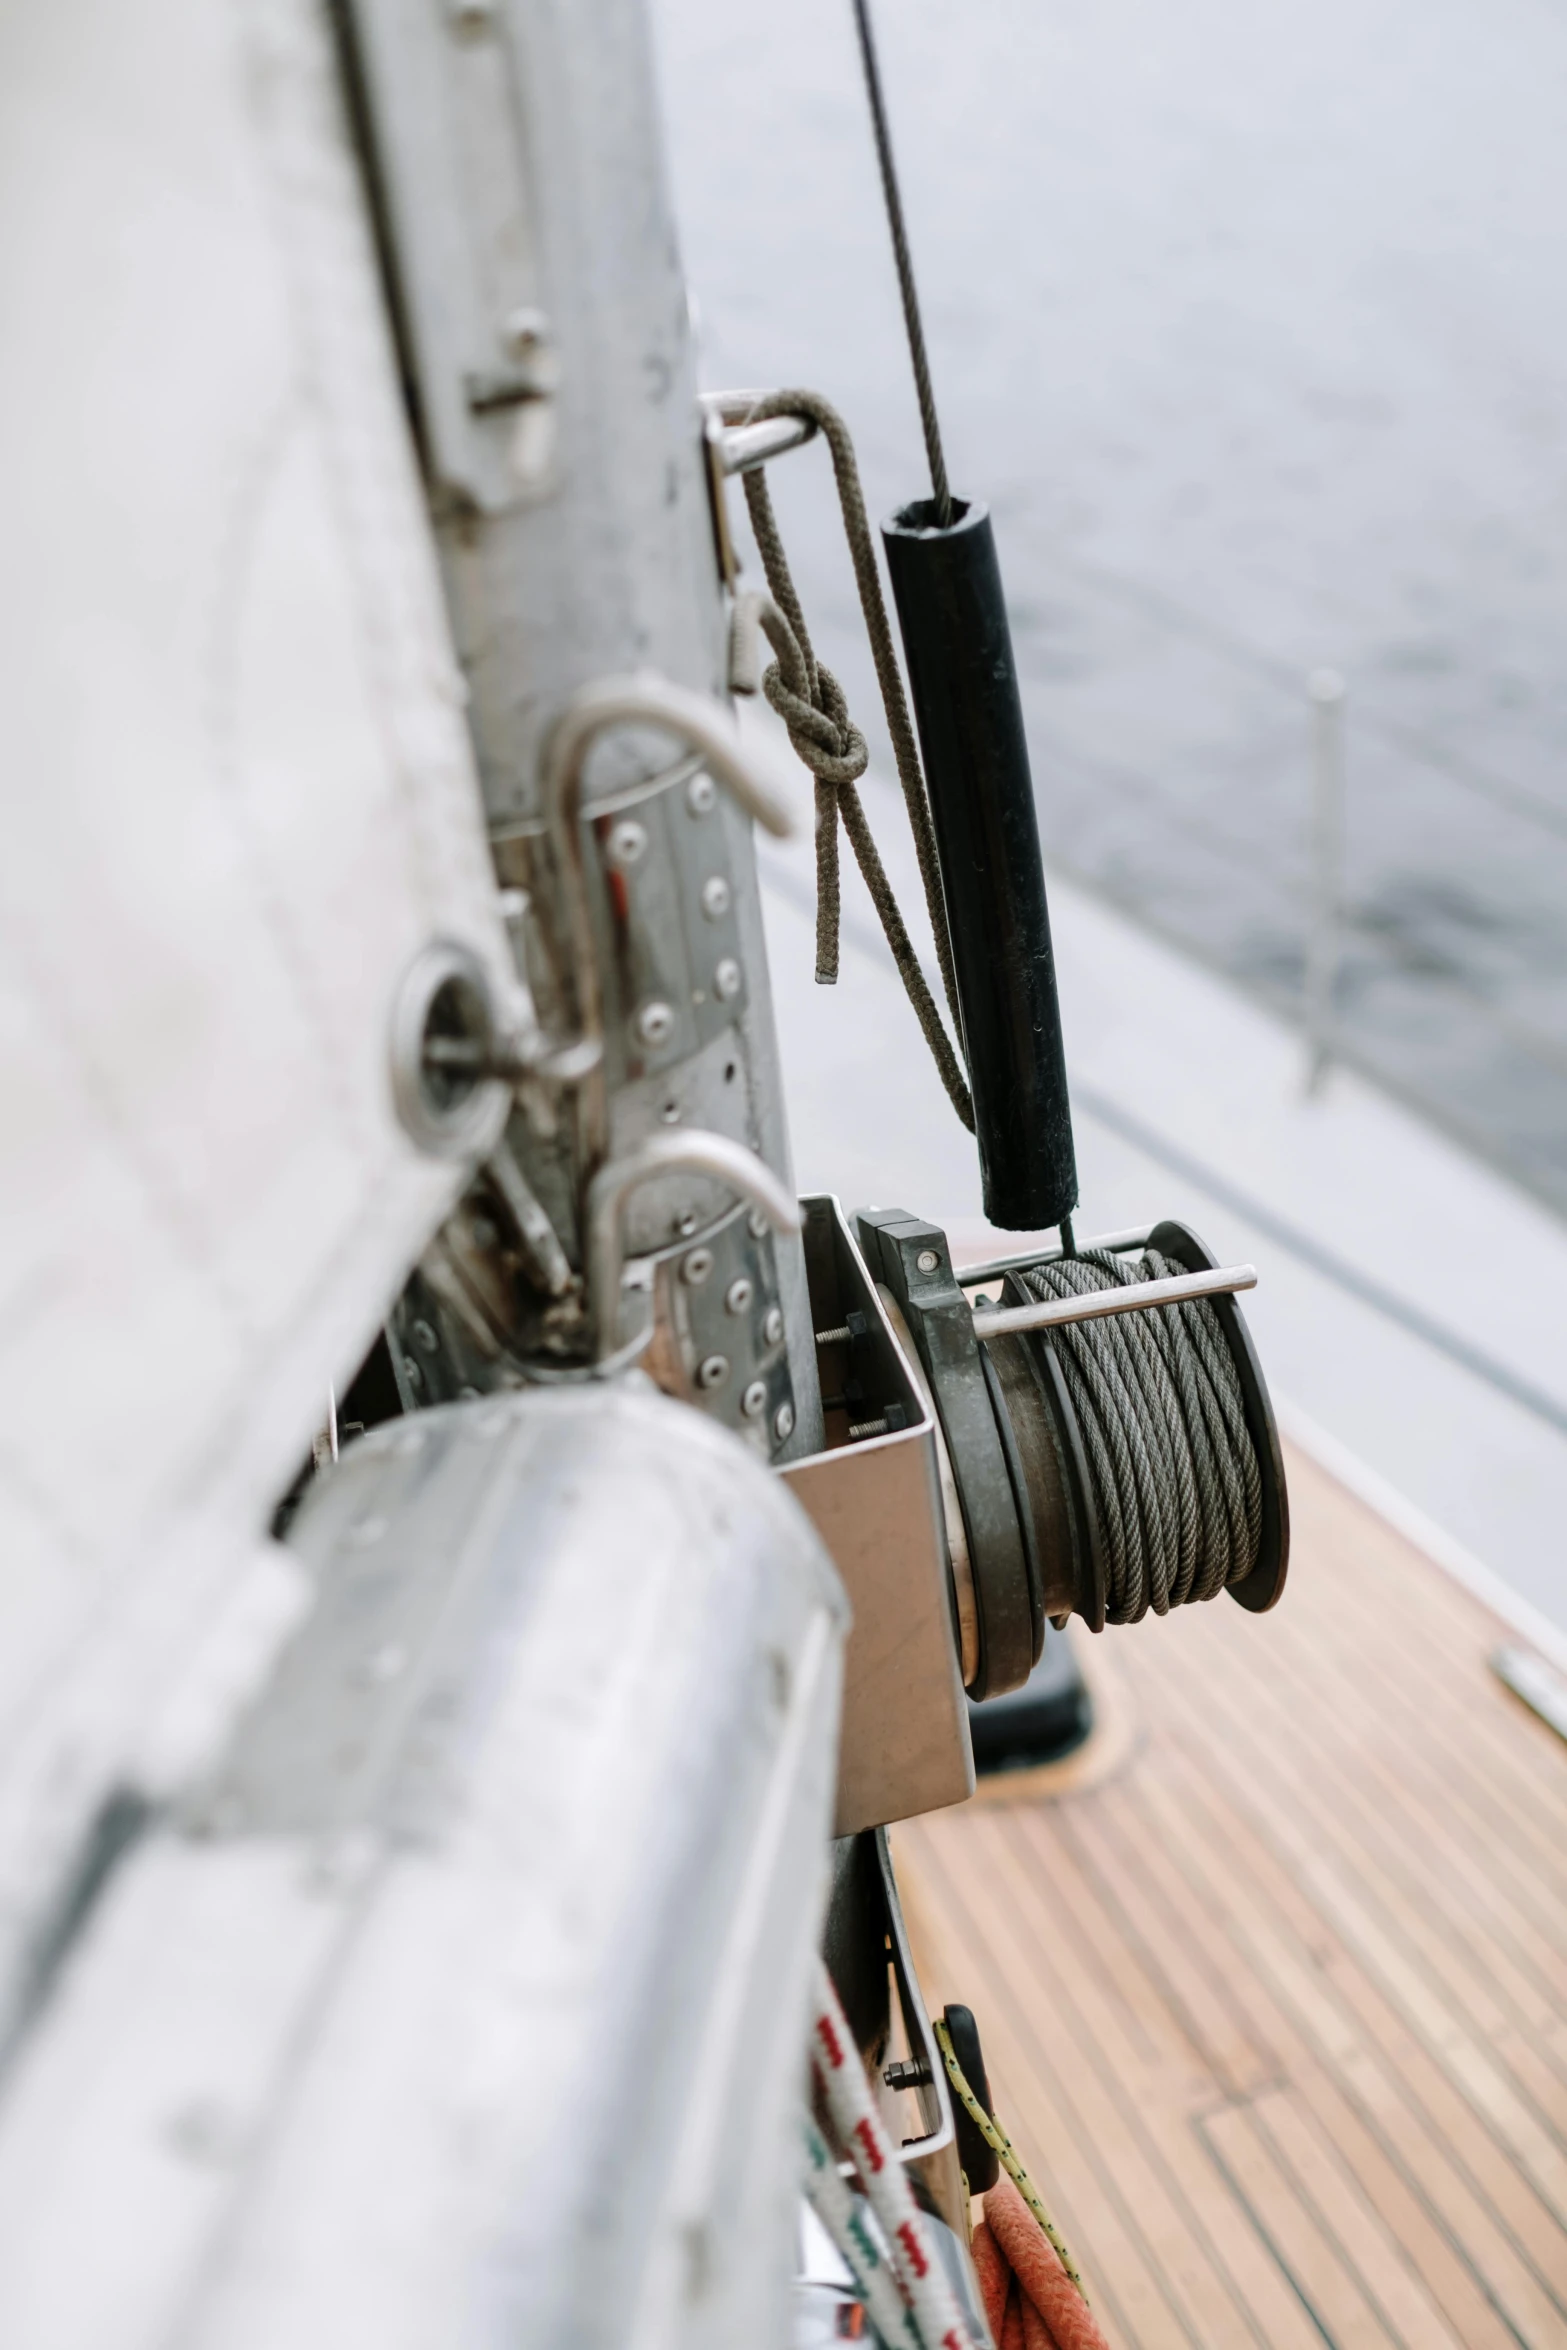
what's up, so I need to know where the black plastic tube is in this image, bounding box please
[882,497,1078,1230]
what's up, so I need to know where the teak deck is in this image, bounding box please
[895,1442,1567,2350]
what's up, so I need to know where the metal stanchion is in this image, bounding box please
[1306,669,1347,1093]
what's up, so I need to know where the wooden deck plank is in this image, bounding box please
[1069,1776,1536,2350]
[894,1442,1567,2349]
[1187,1578,1567,2037]
[1150,1620,1567,2150]
[1144,1735,1567,2322]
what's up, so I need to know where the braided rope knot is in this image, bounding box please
[761,658,868,788]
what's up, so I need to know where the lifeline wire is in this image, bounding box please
[851,0,953,528]
[1020,1249,1262,1623]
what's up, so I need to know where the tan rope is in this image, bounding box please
[934,2017,1090,2303]
[738,391,974,1132]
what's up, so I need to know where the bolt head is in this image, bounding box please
[915,1248,940,1274]
[773,1399,796,1443]
[697,1353,730,1391]
[685,773,717,817]
[680,1247,715,1287]
[714,957,742,1001]
[700,874,731,920]
[607,819,647,869]
[763,1305,784,1345]
[741,1379,768,1419]
[724,1275,754,1315]
[634,1000,675,1048]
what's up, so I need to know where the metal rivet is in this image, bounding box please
[500,304,550,361]
[773,1399,796,1442]
[748,1207,769,1239]
[607,818,648,869]
[678,1211,698,1237]
[402,1357,423,1387]
[634,1000,674,1048]
[916,1248,940,1274]
[714,958,741,1001]
[725,1276,753,1315]
[742,1379,768,1418]
[681,1247,715,1287]
[686,773,716,817]
[413,1319,438,1352]
[763,1305,784,1345]
[660,1099,681,1124]
[701,874,731,920]
[697,1353,730,1391]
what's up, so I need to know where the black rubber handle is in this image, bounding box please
[882,497,1077,1231]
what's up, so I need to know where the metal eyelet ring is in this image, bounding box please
[389,941,511,1161]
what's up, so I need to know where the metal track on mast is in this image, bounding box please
[336,0,823,1455]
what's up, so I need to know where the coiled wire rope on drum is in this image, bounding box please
[1014,1248,1262,1625]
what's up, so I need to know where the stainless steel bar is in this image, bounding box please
[717,416,817,476]
[970,1263,1257,1341]
[585,1129,802,1365]
[1306,667,1347,1094]
[957,1226,1154,1291]
[698,391,819,474]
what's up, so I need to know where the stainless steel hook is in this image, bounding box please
[541,672,800,1162]
[584,1130,801,1369]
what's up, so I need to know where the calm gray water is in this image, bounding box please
[652,0,1567,1213]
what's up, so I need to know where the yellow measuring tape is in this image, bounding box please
[932,2017,1090,2303]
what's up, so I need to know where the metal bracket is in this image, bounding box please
[852,1210,1039,1701]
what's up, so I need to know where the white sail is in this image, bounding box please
[0,0,508,2009]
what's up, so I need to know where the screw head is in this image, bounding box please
[680,1247,715,1286]
[697,1353,730,1391]
[685,773,716,817]
[915,1248,940,1274]
[763,1305,784,1345]
[700,874,731,920]
[607,819,647,869]
[714,958,742,1001]
[741,1379,768,1418]
[634,1000,674,1048]
[724,1275,754,1315]
[773,1399,796,1443]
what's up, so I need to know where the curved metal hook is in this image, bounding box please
[540,673,802,1162]
[585,1130,802,1369]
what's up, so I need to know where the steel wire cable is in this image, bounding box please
[851,0,953,528]
[1020,1249,1262,1623]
